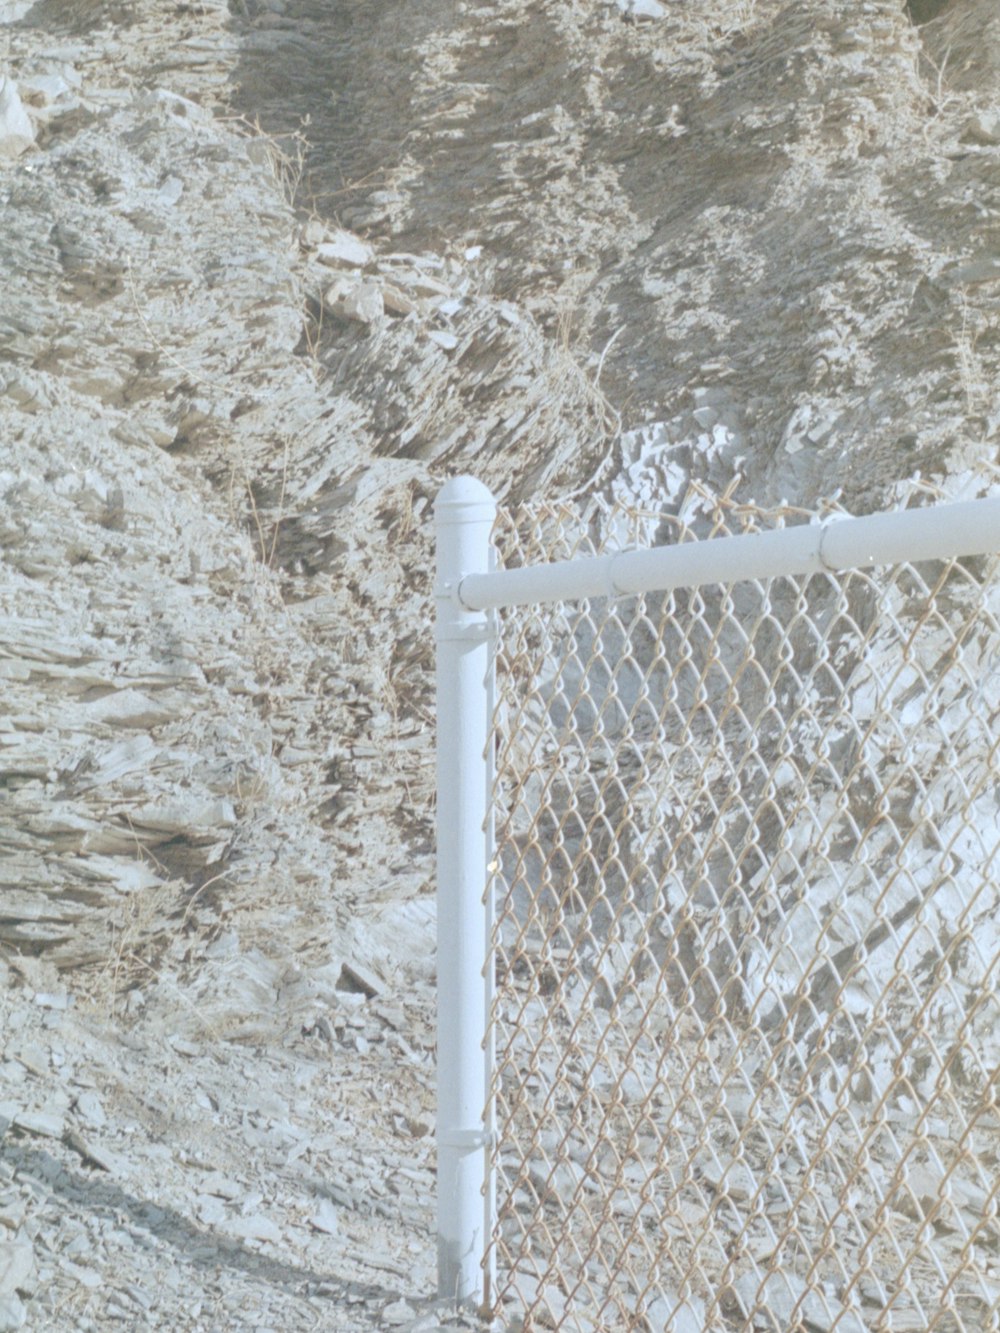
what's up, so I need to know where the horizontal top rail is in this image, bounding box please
[458,495,1000,612]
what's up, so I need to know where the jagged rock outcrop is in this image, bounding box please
[2,0,999,1326]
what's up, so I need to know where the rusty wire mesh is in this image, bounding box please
[485,478,1000,1332]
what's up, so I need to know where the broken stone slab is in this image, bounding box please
[0,1200,25,1235]
[0,892,88,926]
[0,1294,26,1332]
[697,1156,757,1203]
[527,1160,585,1204]
[4,617,108,665]
[0,365,53,412]
[15,73,73,110]
[380,249,444,270]
[324,278,384,325]
[166,1035,200,1058]
[0,77,34,159]
[196,1195,227,1227]
[315,231,373,269]
[136,87,211,127]
[73,1091,105,1129]
[83,689,175,729]
[157,175,184,206]
[200,1173,243,1200]
[380,1299,415,1327]
[58,1260,101,1290]
[781,400,839,454]
[298,217,326,248]
[225,1213,281,1244]
[0,1243,33,1299]
[0,0,34,22]
[12,1111,64,1140]
[338,960,384,998]
[398,272,451,300]
[69,854,162,895]
[641,1293,704,1333]
[126,796,236,836]
[607,0,666,17]
[943,254,1000,287]
[382,283,423,317]
[727,1271,868,1332]
[16,73,66,106]
[308,1197,339,1236]
[505,1273,582,1330]
[967,109,1000,145]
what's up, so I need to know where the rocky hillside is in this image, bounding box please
[0,0,998,1328]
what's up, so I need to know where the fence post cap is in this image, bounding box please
[435,475,496,522]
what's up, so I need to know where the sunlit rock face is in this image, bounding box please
[3,0,1000,1326]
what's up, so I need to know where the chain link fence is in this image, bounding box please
[485,478,1000,1332]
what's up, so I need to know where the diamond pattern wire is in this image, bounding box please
[485,480,1000,1333]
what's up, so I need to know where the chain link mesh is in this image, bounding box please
[485,478,1000,1332]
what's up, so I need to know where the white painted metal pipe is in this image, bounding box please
[457,495,1000,611]
[435,475,496,1308]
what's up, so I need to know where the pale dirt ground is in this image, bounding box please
[0,0,998,1328]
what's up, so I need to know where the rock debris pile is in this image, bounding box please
[1,0,1000,1328]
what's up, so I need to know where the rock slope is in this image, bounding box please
[1,0,999,1328]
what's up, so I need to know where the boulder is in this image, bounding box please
[0,77,34,159]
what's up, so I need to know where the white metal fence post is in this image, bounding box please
[435,475,497,1309]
